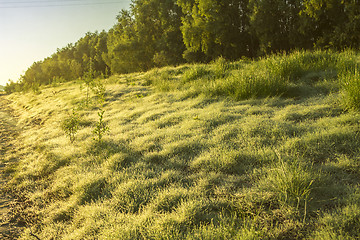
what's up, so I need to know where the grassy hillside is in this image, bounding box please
[4,50,360,239]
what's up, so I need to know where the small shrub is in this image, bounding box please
[62,109,81,143]
[81,77,94,106]
[4,80,22,93]
[91,79,106,104]
[93,109,109,143]
[81,59,96,106]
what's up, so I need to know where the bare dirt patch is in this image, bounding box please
[0,94,24,239]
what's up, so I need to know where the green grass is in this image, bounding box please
[147,50,360,104]
[3,50,360,239]
[340,69,360,110]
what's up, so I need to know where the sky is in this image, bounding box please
[0,0,132,86]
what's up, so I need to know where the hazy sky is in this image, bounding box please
[0,0,132,86]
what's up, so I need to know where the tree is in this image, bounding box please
[302,0,360,49]
[105,0,185,73]
[22,61,45,91]
[249,0,306,54]
[74,31,109,77]
[177,0,255,61]
[132,0,185,67]
[105,9,141,74]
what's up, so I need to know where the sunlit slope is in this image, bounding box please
[5,51,360,239]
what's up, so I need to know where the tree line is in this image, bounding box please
[6,0,360,92]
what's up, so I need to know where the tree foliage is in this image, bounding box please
[105,0,184,74]
[249,0,306,53]
[302,0,360,49]
[178,0,255,62]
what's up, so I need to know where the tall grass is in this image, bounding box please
[339,68,360,110]
[149,50,360,102]
[260,155,314,219]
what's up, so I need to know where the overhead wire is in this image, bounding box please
[0,0,127,8]
[0,0,88,3]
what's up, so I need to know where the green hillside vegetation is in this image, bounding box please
[5,0,360,93]
[3,50,360,239]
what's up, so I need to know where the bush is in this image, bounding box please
[93,109,109,143]
[4,80,22,94]
[62,109,81,143]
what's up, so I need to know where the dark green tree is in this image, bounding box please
[132,0,185,67]
[249,0,306,54]
[104,9,141,74]
[74,31,109,77]
[177,0,255,61]
[105,0,184,73]
[302,0,360,49]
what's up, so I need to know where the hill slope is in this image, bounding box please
[3,51,360,239]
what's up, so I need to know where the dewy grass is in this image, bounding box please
[261,154,314,213]
[3,50,360,239]
[340,68,360,110]
[151,50,358,101]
